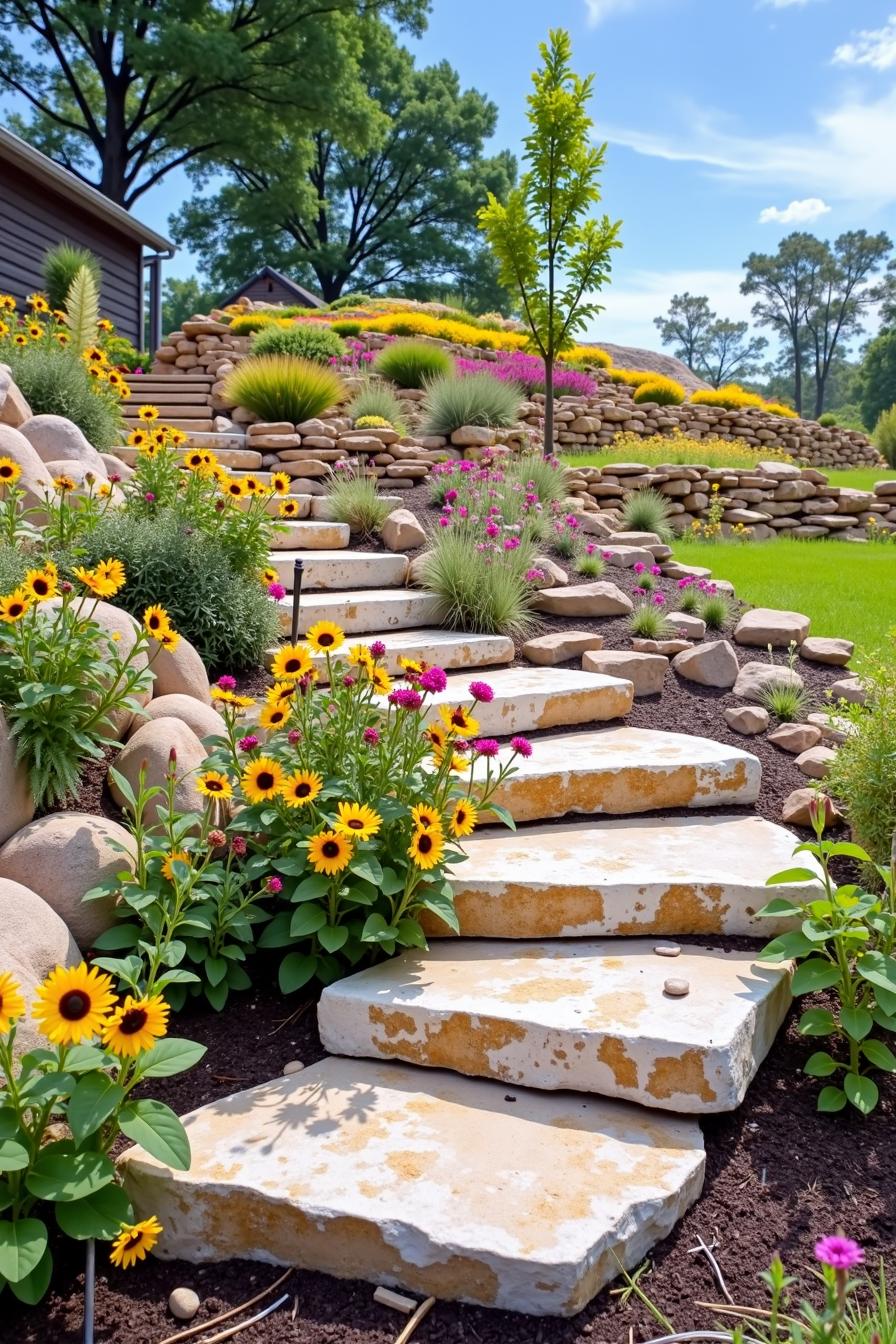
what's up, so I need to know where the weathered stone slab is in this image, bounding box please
[280,588,443,635]
[582,649,667,697]
[533,582,633,617]
[274,629,515,681]
[522,631,604,665]
[270,550,408,591]
[415,667,633,735]
[268,519,348,550]
[734,608,811,647]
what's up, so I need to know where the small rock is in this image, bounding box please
[733,607,811,648]
[795,745,837,780]
[582,649,667,697]
[283,1060,305,1076]
[806,711,854,745]
[724,705,769,735]
[664,978,690,997]
[782,788,842,828]
[521,631,604,666]
[768,722,822,754]
[827,676,866,706]
[732,661,804,704]
[654,943,681,958]
[531,555,568,587]
[672,639,739,689]
[799,636,853,667]
[665,611,706,639]
[533,581,633,618]
[631,638,691,656]
[149,632,212,704]
[168,1287,200,1321]
[381,508,426,552]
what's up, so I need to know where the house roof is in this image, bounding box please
[0,124,174,252]
[220,266,324,309]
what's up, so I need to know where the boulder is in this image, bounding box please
[0,877,80,1058]
[734,608,811,648]
[0,422,50,478]
[807,711,855,746]
[631,637,691,656]
[827,676,866,706]
[43,597,150,737]
[381,508,426,552]
[0,813,135,947]
[666,611,706,639]
[582,649,667,696]
[19,414,107,471]
[724,705,769,735]
[732,661,804,704]
[533,581,633,618]
[110,717,209,823]
[768,722,822,754]
[132,694,224,742]
[672,640,739,689]
[799,637,853,667]
[795,745,837,780]
[0,708,35,846]
[599,545,655,569]
[0,367,32,427]
[406,554,428,587]
[782,788,842,828]
[148,632,211,704]
[531,555,568,587]
[522,631,604,666]
[100,453,135,481]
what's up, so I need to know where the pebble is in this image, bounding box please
[168,1287,200,1321]
[654,942,681,958]
[283,1059,305,1076]
[664,978,690,997]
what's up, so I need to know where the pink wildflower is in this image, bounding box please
[419,666,447,694]
[267,582,286,600]
[238,735,259,752]
[363,727,380,746]
[231,835,247,857]
[510,735,533,758]
[815,1237,864,1270]
[217,675,237,690]
[469,680,494,703]
[473,738,501,758]
[370,640,386,657]
[266,876,284,895]
[389,688,423,711]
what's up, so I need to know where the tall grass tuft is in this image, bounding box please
[759,679,811,722]
[42,241,101,311]
[422,529,538,639]
[373,340,453,390]
[620,487,674,542]
[422,373,522,437]
[326,469,393,539]
[223,355,343,423]
[699,591,732,631]
[515,451,568,507]
[874,404,896,467]
[628,602,674,640]
[348,380,409,434]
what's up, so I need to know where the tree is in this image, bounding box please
[741,232,829,416]
[478,29,621,456]
[859,329,896,431]
[170,32,514,304]
[653,293,714,370]
[0,0,428,208]
[653,293,766,386]
[161,277,222,336]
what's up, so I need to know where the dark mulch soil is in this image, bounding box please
[12,495,881,1344]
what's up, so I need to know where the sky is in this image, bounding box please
[7,0,896,351]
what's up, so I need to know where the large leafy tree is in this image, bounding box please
[170,31,514,303]
[653,292,714,370]
[741,232,829,417]
[859,328,896,431]
[0,0,428,208]
[654,293,766,387]
[478,28,621,456]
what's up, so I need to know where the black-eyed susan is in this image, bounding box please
[260,567,278,588]
[306,620,344,654]
[270,471,290,495]
[408,826,444,871]
[0,457,22,487]
[86,363,104,380]
[150,428,167,449]
[334,801,382,841]
[32,962,116,1045]
[243,474,262,495]
[13,334,27,347]
[347,644,374,670]
[184,449,205,470]
[425,723,449,754]
[241,756,284,804]
[221,477,244,499]
[167,428,186,448]
[27,293,49,312]
[102,993,169,1058]
[143,604,171,639]
[27,323,43,339]
[158,628,180,653]
[109,1216,163,1270]
[410,802,442,831]
[271,643,313,681]
[118,381,131,399]
[83,345,105,365]
[399,656,424,679]
[127,428,148,448]
[308,828,353,876]
[369,666,392,694]
[279,498,299,518]
[106,369,124,389]
[438,704,479,738]
[449,798,478,838]
[0,970,26,1033]
[23,567,58,602]
[54,474,77,493]
[197,770,233,800]
[137,404,159,422]
[0,321,8,338]
[210,686,254,709]
[266,681,296,706]
[95,557,126,595]
[97,317,114,333]
[281,769,323,808]
[259,701,290,731]
[0,294,16,312]
[161,850,191,882]
[55,331,70,347]
[0,588,31,622]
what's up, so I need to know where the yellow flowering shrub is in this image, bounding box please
[562,344,612,369]
[608,368,659,387]
[632,376,686,406]
[359,310,529,352]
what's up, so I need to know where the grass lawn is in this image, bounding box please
[824,466,896,491]
[672,538,896,654]
[563,447,895,493]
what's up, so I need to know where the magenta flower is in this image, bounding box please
[678,576,694,589]
[370,640,386,657]
[389,688,423,711]
[363,727,380,746]
[287,729,301,744]
[208,829,226,848]
[652,592,666,606]
[266,876,283,895]
[438,516,450,527]
[445,488,458,503]
[510,735,533,758]
[267,582,286,600]
[230,835,247,857]
[419,666,448,694]
[144,491,155,502]
[602,550,612,561]
[343,674,355,688]
[525,567,546,582]
[485,521,500,539]
[815,1237,864,1270]
[469,680,494,703]
[473,738,501,758]
[238,734,259,752]
[503,536,521,550]
[633,561,646,574]
[633,586,647,598]
[650,564,662,576]
[217,675,237,691]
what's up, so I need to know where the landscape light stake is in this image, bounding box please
[83,1238,95,1344]
[290,558,305,644]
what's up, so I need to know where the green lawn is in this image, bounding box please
[825,466,896,492]
[672,538,896,655]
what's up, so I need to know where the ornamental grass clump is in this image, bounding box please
[421,372,522,437]
[628,594,673,640]
[422,528,540,639]
[619,487,674,542]
[826,652,896,869]
[251,321,346,364]
[326,463,393,539]
[575,543,604,578]
[223,354,344,423]
[874,404,896,467]
[348,380,408,435]
[372,339,454,389]
[698,585,732,631]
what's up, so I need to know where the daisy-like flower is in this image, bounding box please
[308,829,353,876]
[266,681,296,706]
[32,962,116,1045]
[347,644,375,671]
[110,1216,163,1270]
[408,826,444,871]
[369,666,392,694]
[143,604,171,639]
[425,723,449,753]
[102,993,169,1058]
[54,474,77,493]
[197,770,233,800]
[161,850,190,882]
[159,628,180,653]
[223,477,245,499]
[334,801,382,841]
[168,429,187,448]
[127,428,148,448]
[399,656,424,680]
[270,471,291,495]
[280,498,300,517]
[0,971,26,1034]
[97,317,114,332]
[23,567,58,602]
[260,566,278,587]
[27,293,50,313]
[411,802,442,831]
[259,702,290,731]
[305,620,344,654]
[438,703,479,738]
[281,770,323,808]
[27,323,42,339]
[241,756,284,804]
[0,457,21,487]
[0,294,16,312]
[13,334,28,347]
[0,588,32,623]
[137,404,159,422]
[210,686,254,709]
[815,1236,864,1270]
[184,449,205,470]
[449,798,478,838]
[271,643,313,681]
[94,557,126,595]
[243,475,262,495]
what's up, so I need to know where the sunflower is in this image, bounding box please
[97,317,114,332]
[106,370,124,389]
[94,557,126,595]
[425,723,449,754]
[137,404,159,422]
[305,620,344,654]
[308,829,353,876]
[86,364,104,379]
[270,471,291,495]
[197,770,233,799]
[127,428,148,448]
[161,850,191,882]
[54,474,76,493]
[158,628,180,653]
[271,644,313,681]
[55,331,70,347]
[450,798,478,838]
[240,474,260,495]
[279,498,299,518]
[0,294,16,312]
[102,994,169,1058]
[259,702,290,731]
[241,756,284,804]
[143,604,172,639]
[438,704,479,739]
[210,686,254,709]
[281,769,323,808]
[13,334,27,347]
[334,801,382,841]
[265,681,296,706]
[347,644,374,670]
[150,428,167,448]
[0,457,22,486]
[0,321,8,338]
[0,971,26,1034]
[223,477,245,499]
[260,567,278,588]
[168,429,187,448]
[184,450,205,470]
[32,962,116,1045]
[27,323,42,339]
[369,666,392,694]
[410,802,442,831]
[408,826,445,871]
[98,483,112,498]
[0,588,31,623]
[399,656,424,679]
[23,567,58,602]
[109,1216,163,1270]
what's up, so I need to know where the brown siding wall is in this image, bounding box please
[0,161,143,343]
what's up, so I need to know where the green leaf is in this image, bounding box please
[872,1007,896,1033]
[804,1051,840,1077]
[56,1183,133,1241]
[791,960,841,996]
[840,1007,873,1042]
[798,1008,837,1037]
[844,1072,879,1114]
[817,1085,847,1113]
[317,924,349,953]
[767,867,820,886]
[485,801,516,831]
[361,912,399,944]
[756,897,803,918]
[0,1139,29,1172]
[137,1038,207,1079]
[825,842,873,863]
[758,930,816,962]
[118,1100,191,1170]
[67,1074,125,1147]
[857,952,896,997]
[349,854,383,886]
[204,980,229,1012]
[0,1108,18,1140]
[419,888,460,934]
[258,911,294,948]
[278,953,318,995]
[204,955,227,987]
[92,923,142,950]
[8,1245,52,1304]
[876,986,896,1016]
[0,1219,48,1284]
[291,873,331,902]
[290,904,327,938]
[63,1045,111,1073]
[861,1039,896,1072]
[378,866,404,897]
[396,917,428,949]
[272,855,313,878]
[26,1145,115,1202]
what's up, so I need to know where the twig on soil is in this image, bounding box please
[393,1295,436,1344]
[188,1292,290,1343]
[641,1334,763,1344]
[154,1268,293,1344]
[695,1300,802,1328]
[268,999,314,1035]
[687,1235,734,1305]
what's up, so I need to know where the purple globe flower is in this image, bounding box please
[815,1236,864,1270]
[510,735,533,758]
[389,688,423,711]
[267,582,287,600]
[217,675,237,691]
[472,737,501,758]
[363,727,380,746]
[419,666,448,694]
[238,734,259,752]
[266,876,283,895]
[370,640,386,657]
[469,680,494,703]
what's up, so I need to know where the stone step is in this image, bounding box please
[270,549,408,590]
[266,628,516,680]
[126,373,214,383]
[431,814,816,939]
[131,416,216,432]
[318,939,791,1113]
[416,666,633,736]
[123,403,212,418]
[269,520,350,550]
[114,444,261,470]
[119,1057,705,1317]
[471,727,761,823]
[278,588,442,635]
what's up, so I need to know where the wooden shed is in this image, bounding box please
[220,266,323,310]
[0,125,174,349]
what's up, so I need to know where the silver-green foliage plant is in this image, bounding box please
[3,343,123,451]
[63,263,100,352]
[326,466,393,539]
[42,241,101,311]
[620,487,674,542]
[251,322,346,364]
[372,340,454,390]
[825,653,896,868]
[422,528,539,639]
[422,372,522,436]
[348,381,408,435]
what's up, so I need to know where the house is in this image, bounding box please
[219,266,324,310]
[0,124,174,349]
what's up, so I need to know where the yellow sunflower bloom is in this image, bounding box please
[55,331,70,347]
[158,628,180,653]
[281,770,323,808]
[334,801,382,841]
[27,293,49,311]
[183,450,205,470]
[0,321,8,338]
[369,666,392,694]
[32,962,116,1045]
[23,567,58,602]
[347,644,374,670]
[279,498,299,518]
[143,604,172,639]
[242,475,262,495]
[27,323,42,339]
[399,656,424,678]
[307,829,353,876]
[0,294,16,312]
[0,588,32,622]
[270,471,291,495]
[13,334,27,347]
[408,826,445,871]
[54,475,77,493]
[438,704,480,739]
[127,429,148,448]
[241,756,284,804]
[270,644,313,681]
[0,971,26,1034]
[137,404,159,422]
[109,1216,163,1269]
[449,798,478,838]
[223,477,245,499]
[0,457,22,487]
[161,850,191,882]
[94,557,126,595]
[260,566,278,587]
[259,702,290,731]
[305,620,344,654]
[410,802,442,832]
[210,687,254,709]
[167,429,186,448]
[425,724,449,754]
[197,770,233,800]
[102,993,169,1058]
[265,681,296,706]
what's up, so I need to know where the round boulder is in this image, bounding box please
[43,597,151,737]
[0,421,47,477]
[131,694,224,743]
[148,633,211,704]
[0,877,80,1059]
[19,414,107,471]
[0,708,36,846]
[0,813,135,947]
[110,717,209,823]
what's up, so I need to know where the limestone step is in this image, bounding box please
[131,416,216,432]
[269,520,350,551]
[415,666,633,736]
[123,403,212,418]
[270,549,409,591]
[266,628,516,680]
[114,444,261,470]
[119,1056,705,1317]
[432,814,817,939]
[279,588,442,635]
[471,727,761,822]
[318,939,791,1113]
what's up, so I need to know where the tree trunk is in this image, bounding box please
[792,331,803,417]
[543,357,555,459]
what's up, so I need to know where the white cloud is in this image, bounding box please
[581,268,753,350]
[602,86,896,209]
[584,0,644,25]
[833,16,896,71]
[759,197,831,224]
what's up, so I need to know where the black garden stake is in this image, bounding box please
[290,558,305,644]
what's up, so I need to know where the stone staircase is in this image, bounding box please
[122,373,250,456]
[119,554,816,1318]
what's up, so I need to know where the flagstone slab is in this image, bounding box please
[278,588,442,635]
[318,941,791,1113]
[265,629,516,681]
[414,667,633,735]
[428,814,817,939]
[269,519,349,550]
[119,1057,705,1316]
[269,550,409,591]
